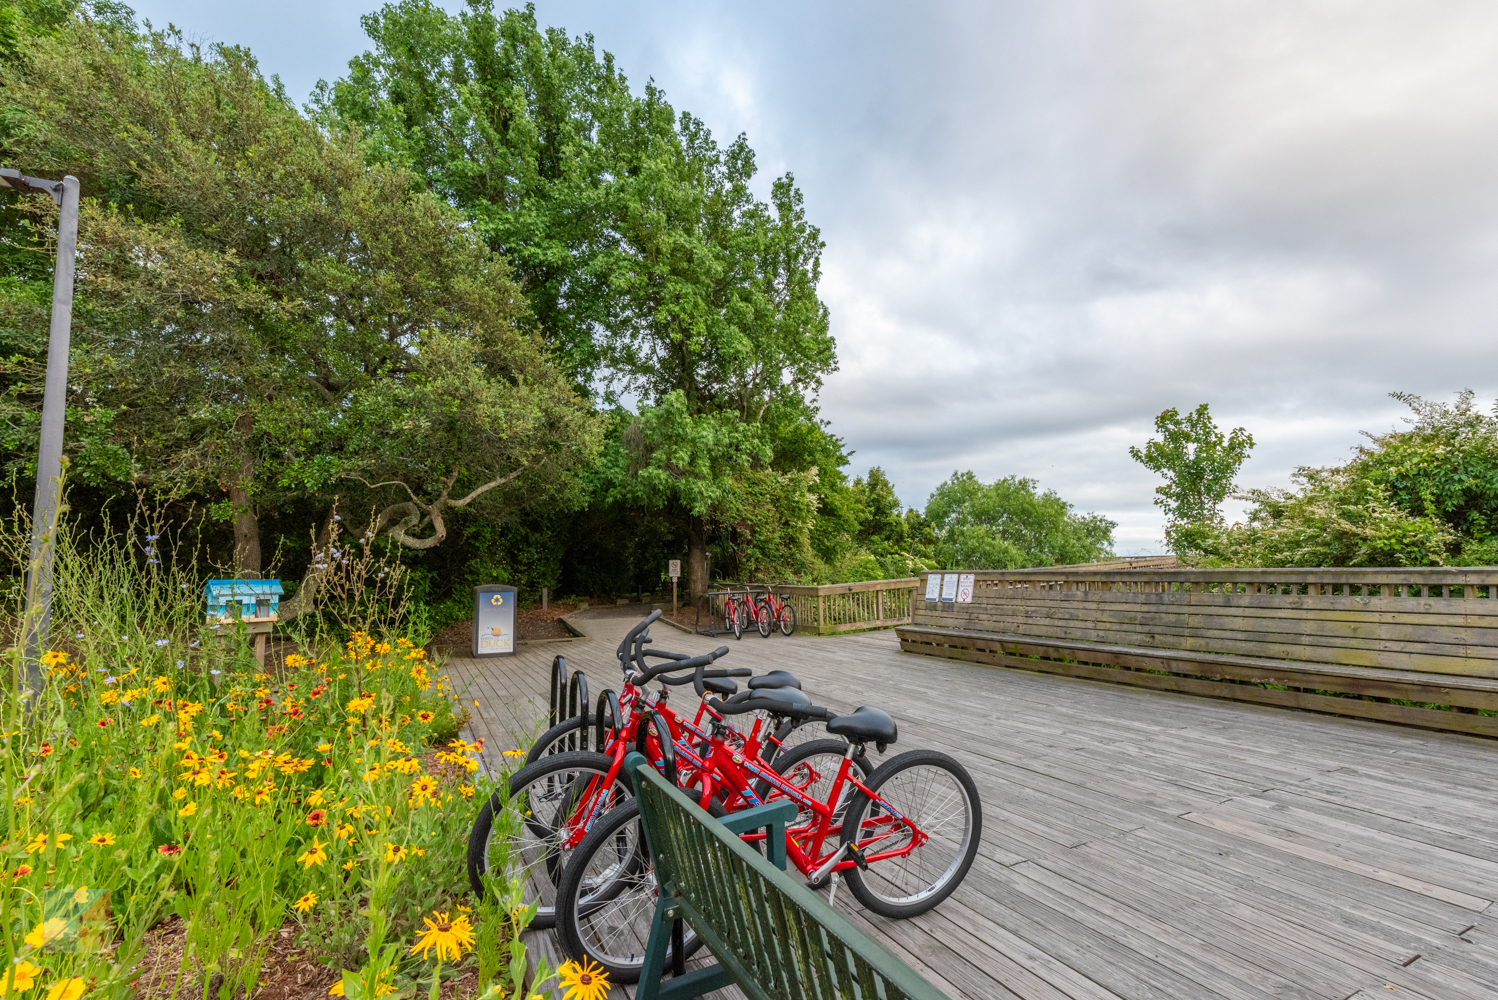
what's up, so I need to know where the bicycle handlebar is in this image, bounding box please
[659,667,752,686]
[615,609,664,661]
[633,645,731,683]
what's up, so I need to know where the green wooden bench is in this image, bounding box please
[621,752,952,1000]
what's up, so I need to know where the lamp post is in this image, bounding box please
[1,169,81,692]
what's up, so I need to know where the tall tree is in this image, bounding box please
[1130,404,1254,554]
[0,18,599,609]
[324,0,836,600]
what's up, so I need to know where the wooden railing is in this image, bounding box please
[901,566,1498,737]
[701,579,918,636]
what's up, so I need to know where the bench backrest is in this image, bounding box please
[629,757,951,1000]
[914,567,1498,678]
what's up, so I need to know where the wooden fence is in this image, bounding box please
[898,567,1498,737]
[702,579,917,636]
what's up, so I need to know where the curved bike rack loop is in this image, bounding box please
[548,655,568,729]
[634,710,677,787]
[595,688,622,751]
[566,670,590,751]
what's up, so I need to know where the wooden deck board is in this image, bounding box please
[443,608,1498,999]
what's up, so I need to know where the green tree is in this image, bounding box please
[0,18,598,611]
[323,0,836,601]
[1130,403,1254,554]
[923,472,1115,569]
[850,467,906,552]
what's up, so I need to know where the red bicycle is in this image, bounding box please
[555,662,982,981]
[754,590,797,636]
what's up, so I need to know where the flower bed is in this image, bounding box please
[2,631,553,1000]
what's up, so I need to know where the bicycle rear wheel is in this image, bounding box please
[777,602,797,636]
[466,750,632,930]
[730,602,742,639]
[754,738,871,826]
[555,800,703,982]
[756,598,772,637]
[838,748,981,918]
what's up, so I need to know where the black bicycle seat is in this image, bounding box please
[701,676,738,696]
[825,706,897,748]
[747,670,801,690]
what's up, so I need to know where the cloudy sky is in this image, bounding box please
[132,0,1498,552]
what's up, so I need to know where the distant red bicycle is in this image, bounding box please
[755,590,797,636]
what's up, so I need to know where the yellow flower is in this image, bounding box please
[383,842,406,865]
[24,833,47,854]
[326,982,344,997]
[178,802,197,818]
[408,911,474,962]
[293,892,318,913]
[128,767,141,778]
[408,775,439,805]
[25,917,68,948]
[297,837,327,868]
[86,832,116,846]
[341,860,356,871]
[334,822,355,841]
[0,960,42,995]
[154,675,171,692]
[44,980,85,1000]
[171,788,187,801]
[501,749,526,759]
[557,959,610,1000]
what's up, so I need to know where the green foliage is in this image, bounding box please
[924,471,1115,569]
[1213,467,1457,567]
[0,16,599,601]
[1130,403,1254,554]
[1208,391,1498,567]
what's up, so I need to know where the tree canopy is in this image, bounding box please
[1130,403,1254,554]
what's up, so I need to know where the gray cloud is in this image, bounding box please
[130,0,1498,551]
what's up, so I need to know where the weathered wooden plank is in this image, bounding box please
[897,635,1498,737]
[913,610,1498,676]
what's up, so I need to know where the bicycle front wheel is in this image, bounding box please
[730,602,743,639]
[756,600,772,637]
[838,748,981,918]
[778,602,797,636]
[466,750,632,930]
[555,800,703,982]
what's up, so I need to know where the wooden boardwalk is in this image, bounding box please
[445,606,1498,1000]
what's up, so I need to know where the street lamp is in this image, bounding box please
[0,168,81,693]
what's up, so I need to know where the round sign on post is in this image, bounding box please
[473,585,518,657]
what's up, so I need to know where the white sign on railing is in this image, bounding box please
[957,573,974,603]
[941,573,959,602]
[924,575,941,602]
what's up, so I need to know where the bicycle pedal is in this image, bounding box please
[847,843,870,871]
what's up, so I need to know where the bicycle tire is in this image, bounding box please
[736,602,751,639]
[838,748,981,918]
[779,602,797,637]
[466,750,631,930]
[555,799,705,982]
[756,597,772,637]
[730,601,742,639]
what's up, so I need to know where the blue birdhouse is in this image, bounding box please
[205,579,283,623]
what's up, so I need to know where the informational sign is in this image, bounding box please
[473,584,518,657]
[957,573,975,603]
[669,559,681,580]
[940,573,959,602]
[924,574,941,602]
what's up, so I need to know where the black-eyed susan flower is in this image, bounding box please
[44,977,86,1000]
[297,837,327,868]
[408,910,474,963]
[86,832,116,846]
[293,892,318,913]
[557,958,610,1000]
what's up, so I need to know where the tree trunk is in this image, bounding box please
[687,515,709,604]
[230,413,261,577]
